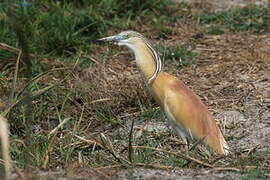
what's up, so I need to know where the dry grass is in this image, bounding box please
[73,54,155,126]
[0,1,269,179]
[0,115,11,180]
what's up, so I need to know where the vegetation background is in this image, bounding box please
[0,0,269,179]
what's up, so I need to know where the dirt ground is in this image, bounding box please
[9,0,270,180]
[175,0,269,11]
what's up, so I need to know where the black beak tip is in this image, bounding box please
[91,39,104,44]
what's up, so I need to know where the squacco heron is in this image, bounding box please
[96,31,229,155]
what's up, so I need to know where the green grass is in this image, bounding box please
[132,132,187,166]
[9,133,51,167]
[204,25,225,35]
[241,168,270,180]
[140,108,165,122]
[0,0,171,57]
[233,150,270,167]
[159,46,197,67]
[1,1,270,177]
[199,6,270,34]
[229,150,270,179]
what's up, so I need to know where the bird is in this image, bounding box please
[95,31,229,155]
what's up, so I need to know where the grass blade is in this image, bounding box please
[0,115,11,180]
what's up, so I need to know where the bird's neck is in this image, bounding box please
[131,43,157,81]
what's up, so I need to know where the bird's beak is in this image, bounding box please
[92,35,119,44]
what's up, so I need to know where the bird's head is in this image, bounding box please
[95,31,146,52]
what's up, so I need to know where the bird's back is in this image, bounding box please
[150,72,228,154]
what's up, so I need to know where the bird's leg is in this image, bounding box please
[186,138,190,150]
[171,125,190,152]
[180,136,190,152]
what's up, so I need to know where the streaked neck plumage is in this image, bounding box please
[122,38,162,84]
